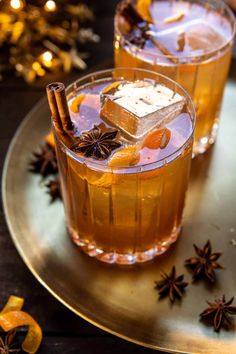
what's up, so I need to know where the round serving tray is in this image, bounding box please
[2,80,236,354]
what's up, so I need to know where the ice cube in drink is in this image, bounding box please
[100,80,185,139]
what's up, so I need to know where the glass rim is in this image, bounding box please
[114,0,236,63]
[54,67,196,172]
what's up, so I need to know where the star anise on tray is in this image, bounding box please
[185,240,223,282]
[154,266,188,303]
[200,295,236,332]
[46,175,62,202]
[0,330,20,353]
[29,143,58,177]
[72,125,121,160]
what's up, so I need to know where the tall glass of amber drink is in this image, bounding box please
[53,68,195,265]
[114,0,235,155]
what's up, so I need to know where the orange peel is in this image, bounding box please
[45,131,55,148]
[108,146,140,167]
[0,296,42,354]
[0,295,24,315]
[142,128,171,150]
[102,81,121,95]
[70,93,86,113]
[137,0,153,23]
[163,11,185,24]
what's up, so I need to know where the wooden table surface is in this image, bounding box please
[0,0,235,352]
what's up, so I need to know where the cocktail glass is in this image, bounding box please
[53,68,195,264]
[114,0,235,155]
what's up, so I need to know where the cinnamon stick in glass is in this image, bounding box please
[46,82,74,145]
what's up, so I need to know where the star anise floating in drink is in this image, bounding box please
[200,295,236,332]
[185,240,223,282]
[154,266,188,302]
[72,124,121,160]
[29,143,58,177]
[0,330,20,354]
[46,175,62,202]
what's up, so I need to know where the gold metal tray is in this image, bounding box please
[2,81,236,354]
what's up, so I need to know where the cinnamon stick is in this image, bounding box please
[46,82,74,133]
[46,83,63,131]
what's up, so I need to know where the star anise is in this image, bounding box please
[200,295,236,332]
[0,330,20,354]
[154,266,188,303]
[46,175,62,202]
[185,240,223,282]
[29,143,58,177]
[72,125,121,160]
[126,29,148,49]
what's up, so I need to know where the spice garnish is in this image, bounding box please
[108,146,140,167]
[185,240,223,282]
[46,175,62,202]
[200,295,236,332]
[177,31,185,52]
[0,296,42,354]
[119,0,147,28]
[72,124,121,160]
[142,128,171,150]
[45,131,55,148]
[69,94,86,114]
[29,143,58,177]
[154,266,188,302]
[118,1,150,49]
[137,0,153,23]
[163,11,185,24]
[0,330,20,354]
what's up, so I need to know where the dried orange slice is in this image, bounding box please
[137,0,153,23]
[70,94,86,113]
[142,128,171,150]
[108,146,140,167]
[45,131,55,148]
[0,311,42,354]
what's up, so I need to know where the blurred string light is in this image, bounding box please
[44,0,56,12]
[10,0,24,10]
[40,50,53,67]
[0,1,99,83]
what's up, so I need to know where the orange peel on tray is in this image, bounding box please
[45,131,55,148]
[0,295,42,353]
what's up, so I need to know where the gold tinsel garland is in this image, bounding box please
[0,0,99,82]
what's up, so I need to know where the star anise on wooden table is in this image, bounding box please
[200,295,236,332]
[46,175,62,202]
[185,240,223,282]
[154,266,188,303]
[0,330,20,354]
[29,143,58,177]
[72,125,121,160]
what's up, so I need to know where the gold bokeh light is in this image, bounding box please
[44,0,56,12]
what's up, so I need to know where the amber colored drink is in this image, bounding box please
[53,68,195,264]
[114,0,235,155]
